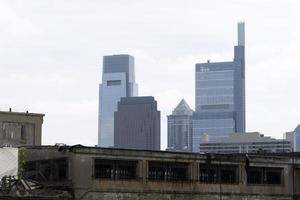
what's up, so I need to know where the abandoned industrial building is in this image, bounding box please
[1,145,300,199]
[0,110,44,147]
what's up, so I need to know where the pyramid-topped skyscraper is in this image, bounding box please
[167,99,194,152]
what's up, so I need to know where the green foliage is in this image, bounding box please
[18,147,27,179]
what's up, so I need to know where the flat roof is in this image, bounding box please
[21,145,300,159]
[0,111,45,117]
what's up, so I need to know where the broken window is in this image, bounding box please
[246,167,282,185]
[24,158,68,182]
[199,165,218,183]
[21,125,26,141]
[94,159,137,180]
[148,161,189,181]
[220,165,237,183]
[116,161,137,179]
[199,164,238,184]
[53,159,68,180]
[247,168,262,184]
[95,160,113,179]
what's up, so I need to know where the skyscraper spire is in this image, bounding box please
[193,22,246,152]
[238,22,245,46]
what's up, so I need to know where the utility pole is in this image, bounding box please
[219,159,222,200]
[292,151,295,200]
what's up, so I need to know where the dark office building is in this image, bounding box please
[114,96,160,150]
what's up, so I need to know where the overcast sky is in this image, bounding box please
[1,0,300,149]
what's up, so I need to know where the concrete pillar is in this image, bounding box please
[142,160,148,183]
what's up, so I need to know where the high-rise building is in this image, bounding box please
[284,131,296,151]
[114,96,160,150]
[98,55,138,147]
[192,22,245,152]
[295,125,300,151]
[167,99,193,152]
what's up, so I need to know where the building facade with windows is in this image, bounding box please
[18,145,300,200]
[114,96,160,150]
[192,22,245,152]
[295,125,300,152]
[284,131,296,151]
[98,54,138,147]
[199,132,292,154]
[0,110,44,146]
[167,99,193,152]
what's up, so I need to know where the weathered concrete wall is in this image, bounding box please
[0,111,44,146]
[23,146,300,200]
[78,191,298,200]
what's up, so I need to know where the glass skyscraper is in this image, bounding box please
[295,124,300,152]
[167,99,193,152]
[98,54,138,147]
[192,22,245,152]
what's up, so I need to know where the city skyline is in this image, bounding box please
[1,1,300,149]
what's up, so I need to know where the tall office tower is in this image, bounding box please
[167,99,193,152]
[98,55,138,147]
[295,125,300,151]
[114,96,161,150]
[192,22,245,152]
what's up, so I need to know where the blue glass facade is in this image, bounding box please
[98,55,138,147]
[193,23,245,152]
[295,125,300,152]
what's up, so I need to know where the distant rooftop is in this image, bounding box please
[0,109,45,117]
[202,132,284,144]
[172,99,193,115]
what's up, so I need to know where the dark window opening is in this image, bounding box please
[199,164,238,184]
[148,161,189,181]
[199,165,218,183]
[24,158,68,182]
[94,159,137,180]
[246,167,282,185]
[95,160,113,178]
[247,169,262,184]
[107,80,121,86]
[54,159,67,180]
[21,125,26,141]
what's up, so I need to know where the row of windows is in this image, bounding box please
[193,119,234,127]
[196,70,234,80]
[197,96,234,105]
[196,80,234,88]
[0,125,27,141]
[201,143,291,148]
[93,159,283,185]
[247,167,282,184]
[200,104,230,110]
[200,146,291,151]
[196,87,234,95]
